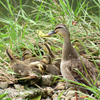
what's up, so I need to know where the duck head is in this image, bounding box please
[47,24,69,37]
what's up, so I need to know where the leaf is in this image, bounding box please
[0,93,8,99]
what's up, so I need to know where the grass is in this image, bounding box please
[0,93,11,100]
[0,0,100,99]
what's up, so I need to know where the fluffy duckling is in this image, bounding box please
[43,43,61,69]
[28,61,46,74]
[14,47,27,59]
[21,49,46,74]
[21,49,40,64]
[47,24,97,92]
[42,55,60,75]
[43,43,55,59]
[21,49,33,60]
[42,55,52,64]
[6,49,33,76]
[13,55,20,59]
[52,59,61,70]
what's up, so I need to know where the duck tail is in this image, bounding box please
[6,49,14,60]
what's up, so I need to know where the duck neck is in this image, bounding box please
[62,34,78,61]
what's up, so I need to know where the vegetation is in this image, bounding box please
[0,0,100,99]
[0,93,11,100]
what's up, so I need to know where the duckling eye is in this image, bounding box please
[23,53,29,57]
[43,57,47,60]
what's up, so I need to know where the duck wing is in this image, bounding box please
[69,57,97,86]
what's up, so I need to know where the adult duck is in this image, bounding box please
[47,24,97,92]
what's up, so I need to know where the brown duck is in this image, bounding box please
[47,24,97,91]
[6,49,33,76]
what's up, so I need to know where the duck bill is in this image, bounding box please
[47,30,55,36]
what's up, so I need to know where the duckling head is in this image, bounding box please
[47,24,69,37]
[21,49,32,60]
[43,43,50,53]
[37,63,46,74]
[42,55,52,64]
[43,43,55,59]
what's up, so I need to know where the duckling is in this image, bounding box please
[21,49,33,60]
[47,24,97,93]
[13,55,20,59]
[21,49,40,64]
[42,55,60,75]
[14,47,27,59]
[6,49,33,76]
[43,43,55,59]
[43,43,61,69]
[42,55,52,64]
[28,61,46,74]
[52,59,61,70]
